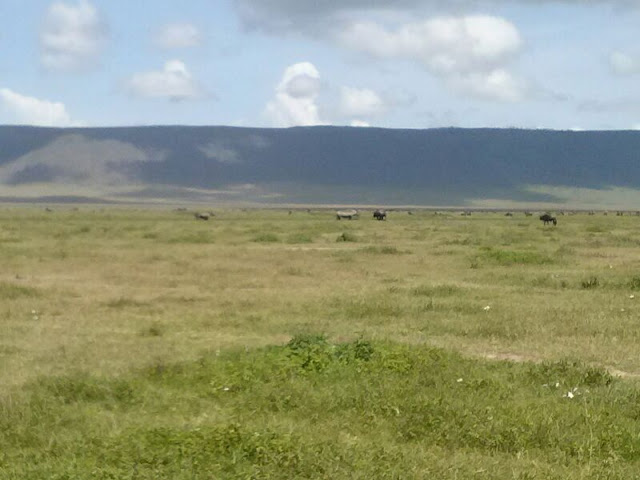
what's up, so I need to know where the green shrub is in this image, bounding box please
[629,276,640,290]
[336,232,358,242]
[581,276,600,289]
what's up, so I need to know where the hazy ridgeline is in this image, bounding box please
[3,207,640,477]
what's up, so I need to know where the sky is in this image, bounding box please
[1,0,640,130]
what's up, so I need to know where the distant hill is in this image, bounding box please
[1,125,640,208]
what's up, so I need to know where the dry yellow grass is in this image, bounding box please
[3,206,640,389]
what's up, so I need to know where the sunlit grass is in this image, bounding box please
[3,207,640,476]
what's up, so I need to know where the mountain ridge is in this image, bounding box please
[1,125,639,208]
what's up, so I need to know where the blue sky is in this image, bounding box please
[1,0,640,130]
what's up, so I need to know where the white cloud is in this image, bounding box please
[350,120,371,127]
[449,69,526,102]
[0,88,75,126]
[154,23,202,49]
[339,16,521,74]
[340,87,387,117]
[338,16,524,101]
[40,0,107,71]
[126,60,202,100]
[264,62,322,127]
[609,51,640,75]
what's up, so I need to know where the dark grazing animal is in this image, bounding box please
[194,212,210,220]
[539,213,557,225]
[373,209,387,221]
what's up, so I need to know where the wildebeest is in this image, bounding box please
[539,213,557,225]
[336,209,358,220]
[194,212,210,220]
[373,209,386,221]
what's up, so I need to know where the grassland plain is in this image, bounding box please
[4,207,640,478]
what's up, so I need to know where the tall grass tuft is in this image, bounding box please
[0,282,40,299]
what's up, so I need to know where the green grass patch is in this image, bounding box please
[478,246,555,266]
[411,284,462,297]
[3,340,640,478]
[0,282,40,299]
[285,233,313,244]
[629,276,640,290]
[252,232,280,243]
[166,231,213,244]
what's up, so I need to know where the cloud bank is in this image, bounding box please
[0,88,75,126]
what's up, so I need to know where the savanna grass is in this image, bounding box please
[3,207,640,476]
[2,338,639,478]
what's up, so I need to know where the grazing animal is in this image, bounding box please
[194,212,210,220]
[373,209,387,221]
[505,212,513,217]
[539,213,557,225]
[336,209,358,220]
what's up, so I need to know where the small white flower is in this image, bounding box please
[31,310,36,314]
[555,382,560,388]
[457,378,463,383]
[483,305,491,311]
[630,295,635,299]
[223,387,230,391]
[566,391,574,399]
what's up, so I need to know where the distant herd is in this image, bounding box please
[184,208,640,225]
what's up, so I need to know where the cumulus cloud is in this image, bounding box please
[609,51,640,75]
[154,23,202,49]
[40,0,107,71]
[340,86,387,117]
[0,88,75,126]
[339,16,521,74]
[338,16,525,101]
[126,60,202,100]
[235,2,529,102]
[264,62,322,127]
